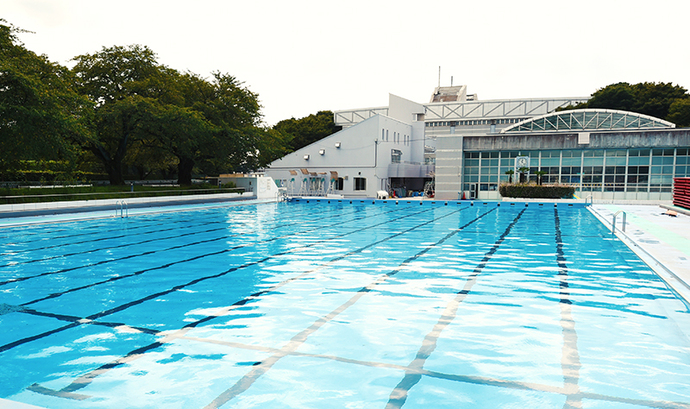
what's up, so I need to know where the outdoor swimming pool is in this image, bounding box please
[1,201,689,409]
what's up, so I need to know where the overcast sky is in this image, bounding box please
[5,0,690,125]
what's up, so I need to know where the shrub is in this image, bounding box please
[499,183,575,199]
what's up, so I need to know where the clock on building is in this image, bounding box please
[516,156,529,168]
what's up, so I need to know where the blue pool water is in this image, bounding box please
[0,201,689,409]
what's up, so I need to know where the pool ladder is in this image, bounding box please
[611,210,626,234]
[585,195,593,206]
[115,200,129,218]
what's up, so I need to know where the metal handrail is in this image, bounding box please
[612,210,626,234]
[585,194,593,206]
[115,200,129,218]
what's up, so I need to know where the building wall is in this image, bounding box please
[266,115,419,198]
[266,94,429,198]
[434,129,690,201]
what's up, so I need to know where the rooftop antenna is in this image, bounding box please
[451,76,453,87]
[438,66,441,88]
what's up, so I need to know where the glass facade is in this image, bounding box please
[463,148,690,194]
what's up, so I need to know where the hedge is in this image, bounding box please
[499,183,575,199]
[0,170,109,183]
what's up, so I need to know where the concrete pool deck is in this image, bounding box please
[589,203,690,303]
[0,193,277,227]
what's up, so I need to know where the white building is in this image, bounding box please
[266,86,587,199]
[266,94,430,198]
[265,85,690,201]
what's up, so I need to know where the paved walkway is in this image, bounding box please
[589,203,690,302]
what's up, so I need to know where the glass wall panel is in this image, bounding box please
[461,147,690,196]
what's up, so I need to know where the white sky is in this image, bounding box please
[5,0,690,126]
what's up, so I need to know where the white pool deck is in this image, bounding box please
[588,203,690,303]
[0,193,275,226]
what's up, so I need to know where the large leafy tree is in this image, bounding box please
[73,44,285,185]
[273,111,341,152]
[184,72,262,180]
[255,127,293,169]
[668,99,690,128]
[0,20,89,176]
[566,82,690,126]
[72,44,169,185]
[148,71,266,184]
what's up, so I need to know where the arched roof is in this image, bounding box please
[500,109,675,134]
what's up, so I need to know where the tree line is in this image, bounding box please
[1,20,295,185]
[563,81,690,127]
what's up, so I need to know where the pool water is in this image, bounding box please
[1,201,689,409]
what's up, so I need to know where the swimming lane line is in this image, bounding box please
[385,207,526,408]
[201,207,496,409]
[1,206,439,353]
[27,206,472,399]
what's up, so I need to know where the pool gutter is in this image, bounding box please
[587,205,690,306]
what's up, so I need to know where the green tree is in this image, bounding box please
[73,45,277,185]
[170,72,265,183]
[586,82,636,112]
[0,20,89,177]
[72,44,166,185]
[563,82,690,125]
[628,82,688,120]
[534,170,547,186]
[273,111,341,152]
[255,127,293,168]
[517,167,530,184]
[667,98,690,128]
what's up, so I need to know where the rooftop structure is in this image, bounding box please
[501,109,675,133]
[429,85,477,103]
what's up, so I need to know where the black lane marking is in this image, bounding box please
[554,207,583,409]
[0,219,221,257]
[84,207,438,322]
[0,321,82,352]
[17,206,398,305]
[0,205,440,353]
[27,206,478,398]
[385,208,526,409]
[0,212,188,246]
[0,205,362,287]
[0,224,221,268]
[17,308,161,335]
[202,207,498,408]
[0,203,333,266]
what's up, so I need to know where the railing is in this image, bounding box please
[277,188,288,202]
[115,200,128,218]
[585,195,593,206]
[612,210,626,234]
